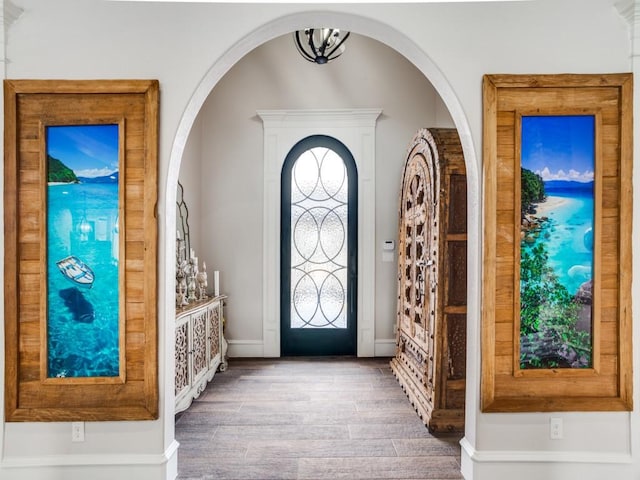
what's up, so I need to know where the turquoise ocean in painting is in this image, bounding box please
[523,187,594,296]
[47,181,120,378]
[520,115,595,296]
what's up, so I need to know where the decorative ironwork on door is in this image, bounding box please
[290,146,348,329]
[281,135,357,356]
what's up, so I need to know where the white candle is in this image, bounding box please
[190,248,194,259]
[214,270,220,296]
[176,229,181,240]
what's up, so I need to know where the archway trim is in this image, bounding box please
[165,9,480,459]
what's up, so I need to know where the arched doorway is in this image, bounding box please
[165,10,480,462]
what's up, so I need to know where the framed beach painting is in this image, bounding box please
[519,114,596,370]
[481,74,632,412]
[4,80,159,421]
[46,124,123,379]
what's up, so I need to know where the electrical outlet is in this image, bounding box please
[549,417,563,439]
[72,422,85,442]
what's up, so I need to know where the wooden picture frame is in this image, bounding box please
[481,74,633,412]
[4,80,159,421]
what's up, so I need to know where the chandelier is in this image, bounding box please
[293,28,350,65]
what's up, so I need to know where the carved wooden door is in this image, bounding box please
[391,128,467,433]
[399,145,438,400]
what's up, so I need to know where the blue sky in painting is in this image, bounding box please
[47,125,119,178]
[521,115,595,183]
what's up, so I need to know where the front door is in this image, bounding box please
[281,135,357,356]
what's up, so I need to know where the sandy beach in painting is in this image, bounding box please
[533,195,569,217]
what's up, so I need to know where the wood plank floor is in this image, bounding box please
[175,357,463,480]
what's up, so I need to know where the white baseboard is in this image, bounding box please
[374,338,396,357]
[228,339,397,358]
[227,339,264,357]
[0,440,180,480]
[460,437,633,480]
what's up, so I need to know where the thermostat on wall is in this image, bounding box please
[382,240,395,262]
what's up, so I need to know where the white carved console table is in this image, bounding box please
[175,295,228,413]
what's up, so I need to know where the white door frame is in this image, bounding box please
[258,109,381,357]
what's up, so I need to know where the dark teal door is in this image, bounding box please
[281,135,357,356]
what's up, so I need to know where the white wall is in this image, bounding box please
[0,1,636,480]
[177,114,203,256]
[190,32,453,349]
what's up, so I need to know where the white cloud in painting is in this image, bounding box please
[536,167,594,183]
[75,167,118,178]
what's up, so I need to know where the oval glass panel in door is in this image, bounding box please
[290,147,348,328]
